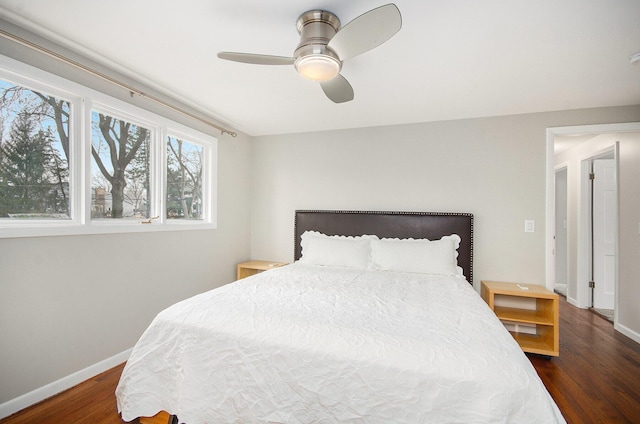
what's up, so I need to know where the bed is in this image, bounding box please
[116,210,565,423]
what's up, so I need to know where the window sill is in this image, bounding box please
[0,221,216,239]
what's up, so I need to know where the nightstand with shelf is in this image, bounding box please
[237,260,288,280]
[481,280,559,357]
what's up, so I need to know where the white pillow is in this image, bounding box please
[299,231,374,269]
[440,234,464,277]
[371,235,461,276]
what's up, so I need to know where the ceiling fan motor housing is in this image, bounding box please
[294,10,342,81]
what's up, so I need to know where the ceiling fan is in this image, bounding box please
[217,4,402,103]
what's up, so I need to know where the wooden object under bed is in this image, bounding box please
[132,209,474,423]
[138,411,174,424]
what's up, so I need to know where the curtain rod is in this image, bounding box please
[0,27,238,137]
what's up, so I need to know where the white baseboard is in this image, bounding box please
[566,296,580,308]
[615,322,640,345]
[0,348,132,420]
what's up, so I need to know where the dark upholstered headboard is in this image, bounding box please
[294,210,474,284]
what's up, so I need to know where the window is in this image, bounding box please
[0,79,71,220]
[90,110,152,220]
[166,135,204,220]
[0,55,217,238]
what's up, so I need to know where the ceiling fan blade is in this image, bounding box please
[320,74,354,103]
[327,4,402,61]
[217,52,295,65]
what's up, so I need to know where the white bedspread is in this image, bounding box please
[116,263,565,423]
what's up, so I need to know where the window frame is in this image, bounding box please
[0,55,217,239]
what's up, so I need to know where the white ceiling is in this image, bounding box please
[1,0,639,136]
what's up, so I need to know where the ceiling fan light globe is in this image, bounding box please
[295,55,341,81]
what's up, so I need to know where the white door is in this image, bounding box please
[592,159,616,310]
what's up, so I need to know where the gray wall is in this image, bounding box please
[0,132,253,404]
[555,168,568,287]
[249,105,640,309]
[619,132,640,337]
[0,19,255,408]
[0,21,255,407]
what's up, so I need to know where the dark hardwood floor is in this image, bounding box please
[0,363,127,424]
[528,295,640,423]
[2,295,640,424]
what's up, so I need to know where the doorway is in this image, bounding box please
[546,123,640,322]
[547,123,640,344]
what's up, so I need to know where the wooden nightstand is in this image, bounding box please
[237,260,288,280]
[481,280,559,357]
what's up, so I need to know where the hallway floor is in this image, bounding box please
[554,285,614,323]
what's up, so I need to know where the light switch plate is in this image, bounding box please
[525,220,535,233]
